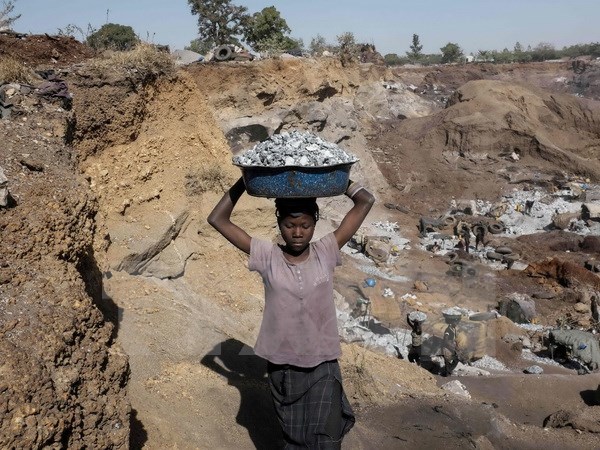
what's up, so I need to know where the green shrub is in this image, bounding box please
[87,23,139,51]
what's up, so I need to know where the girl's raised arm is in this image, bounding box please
[207,177,252,254]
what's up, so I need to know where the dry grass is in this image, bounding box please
[0,57,38,84]
[185,164,229,196]
[85,42,175,79]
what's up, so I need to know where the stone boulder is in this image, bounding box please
[498,293,536,324]
[544,407,600,433]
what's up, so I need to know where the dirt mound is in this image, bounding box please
[0,31,94,67]
[0,89,129,447]
[525,258,600,290]
[370,79,600,215]
[443,81,600,172]
[186,57,391,118]
[391,60,600,103]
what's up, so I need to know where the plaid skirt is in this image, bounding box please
[267,359,355,449]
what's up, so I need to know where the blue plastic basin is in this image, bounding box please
[235,162,356,198]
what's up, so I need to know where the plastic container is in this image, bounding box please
[235,162,356,198]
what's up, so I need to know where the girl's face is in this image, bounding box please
[278,213,316,254]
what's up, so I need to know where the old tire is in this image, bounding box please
[445,251,459,263]
[471,224,486,236]
[465,266,477,277]
[502,253,520,262]
[469,311,497,321]
[449,263,464,276]
[488,223,505,234]
[443,216,457,228]
[214,45,233,61]
[486,251,504,261]
[532,291,555,299]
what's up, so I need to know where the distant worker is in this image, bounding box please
[406,313,424,364]
[460,224,471,254]
[524,200,535,216]
[442,315,461,376]
[474,225,486,250]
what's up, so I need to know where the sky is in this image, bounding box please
[10,0,600,56]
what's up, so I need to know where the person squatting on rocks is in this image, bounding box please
[208,177,375,449]
[442,317,461,376]
[406,314,423,364]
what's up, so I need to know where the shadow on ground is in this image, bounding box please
[201,338,283,449]
[130,408,148,450]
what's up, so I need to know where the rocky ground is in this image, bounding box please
[1,33,600,449]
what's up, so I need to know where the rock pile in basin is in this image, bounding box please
[232,131,358,167]
[408,311,427,322]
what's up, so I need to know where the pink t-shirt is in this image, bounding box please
[249,232,342,367]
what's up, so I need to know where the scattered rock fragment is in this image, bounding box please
[441,380,471,399]
[524,365,543,374]
[19,157,44,172]
[0,166,8,207]
[552,211,579,230]
[413,280,428,292]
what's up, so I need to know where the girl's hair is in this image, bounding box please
[275,197,319,223]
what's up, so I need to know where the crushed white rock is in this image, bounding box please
[232,130,358,167]
[471,355,511,372]
[441,380,471,399]
[408,311,427,322]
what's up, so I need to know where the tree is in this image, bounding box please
[440,42,463,63]
[562,42,600,58]
[492,48,513,64]
[513,41,523,53]
[309,34,328,55]
[86,23,139,51]
[406,34,423,60]
[531,42,557,61]
[513,41,530,62]
[0,0,20,30]
[186,38,214,55]
[477,50,492,62]
[384,53,409,66]
[337,32,359,66]
[243,6,295,52]
[188,0,249,50]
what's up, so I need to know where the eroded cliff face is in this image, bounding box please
[0,96,130,448]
